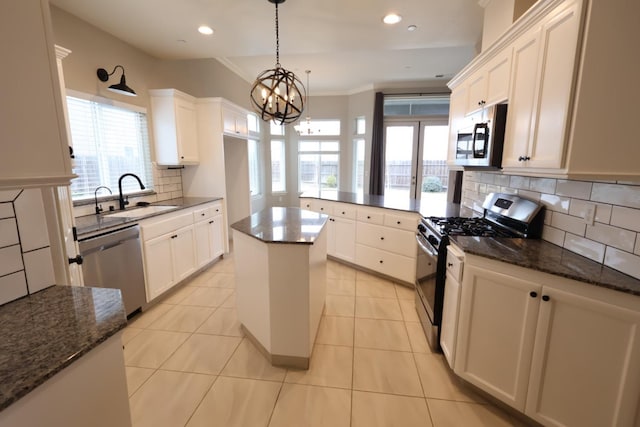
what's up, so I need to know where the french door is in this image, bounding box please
[383,120,449,202]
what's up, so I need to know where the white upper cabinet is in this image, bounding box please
[449,0,640,180]
[149,89,199,166]
[503,0,582,170]
[0,0,73,187]
[222,106,249,138]
[465,50,512,116]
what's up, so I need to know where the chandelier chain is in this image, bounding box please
[275,2,280,67]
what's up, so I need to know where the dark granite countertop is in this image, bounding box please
[75,196,222,238]
[0,286,127,411]
[451,236,640,297]
[299,191,461,218]
[231,207,328,244]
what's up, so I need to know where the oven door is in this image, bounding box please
[415,232,440,350]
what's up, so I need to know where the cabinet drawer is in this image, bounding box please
[193,206,213,222]
[446,245,464,282]
[355,243,416,284]
[383,212,418,232]
[332,203,356,220]
[356,222,416,258]
[192,202,223,223]
[300,198,314,210]
[141,211,193,241]
[314,200,333,215]
[357,207,384,225]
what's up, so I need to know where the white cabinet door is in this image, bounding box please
[527,1,581,169]
[525,287,640,427]
[223,107,248,137]
[455,265,542,410]
[502,28,541,169]
[332,217,356,262]
[441,271,461,369]
[484,51,512,107]
[175,98,199,163]
[447,86,468,168]
[150,89,199,166]
[465,51,511,116]
[144,234,175,301]
[441,245,464,369]
[0,0,72,186]
[210,214,225,259]
[194,220,211,269]
[172,225,196,283]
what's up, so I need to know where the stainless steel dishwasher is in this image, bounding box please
[79,225,146,318]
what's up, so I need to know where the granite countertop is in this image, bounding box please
[299,191,461,218]
[0,286,127,411]
[451,236,640,297]
[75,196,222,238]
[231,207,328,244]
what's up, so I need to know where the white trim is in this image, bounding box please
[65,89,147,114]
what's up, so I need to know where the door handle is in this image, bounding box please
[68,255,84,265]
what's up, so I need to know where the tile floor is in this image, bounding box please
[123,251,530,427]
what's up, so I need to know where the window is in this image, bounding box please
[353,116,366,194]
[297,120,340,136]
[298,140,340,193]
[271,139,286,192]
[248,113,261,196]
[353,138,365,194]
[66,94,153,200]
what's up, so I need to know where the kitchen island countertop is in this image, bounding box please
[231,207,328,244]
[0,286,127,411]
[451,236,640,297]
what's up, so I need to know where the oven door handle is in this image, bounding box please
[416,234,438,258]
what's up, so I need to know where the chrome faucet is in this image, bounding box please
[118,173,146,210]
[94,186,113,215]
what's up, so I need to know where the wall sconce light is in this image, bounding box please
[96,65,137,97]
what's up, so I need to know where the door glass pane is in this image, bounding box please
[384,125,415,202]
[421,125,449,205]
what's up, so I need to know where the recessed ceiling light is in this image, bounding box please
[383,13,402,25]
[407,24,417,32]
[198,25,214,35]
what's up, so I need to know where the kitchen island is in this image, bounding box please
[0,285,130,426]
[231,207,328,369]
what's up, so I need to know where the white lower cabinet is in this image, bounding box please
[454,257,640,426]
[440,244,464,369]
[331,216,356,262]
[300,198,419,283]
[194,214,225,269]
[144,225,195,301]
[141,201,224,302]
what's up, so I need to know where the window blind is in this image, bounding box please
[66,96,153,200]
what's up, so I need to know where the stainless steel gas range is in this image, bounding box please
[414,193,545,351]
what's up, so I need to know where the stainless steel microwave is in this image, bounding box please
[454,103,508,168]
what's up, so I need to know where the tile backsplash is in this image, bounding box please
[461,172,640,280]
[73,166,184,217]
[0,189,55,305]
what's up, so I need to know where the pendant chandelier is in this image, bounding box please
[250,0,305,125]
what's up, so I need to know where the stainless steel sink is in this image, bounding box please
[106,205,177,219]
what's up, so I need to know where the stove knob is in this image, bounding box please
[417,224,426,233]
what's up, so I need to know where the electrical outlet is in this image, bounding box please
[584,203,596,225]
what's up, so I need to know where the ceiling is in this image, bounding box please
[49,0,484,95]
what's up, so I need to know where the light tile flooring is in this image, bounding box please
[123,251,529,427]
